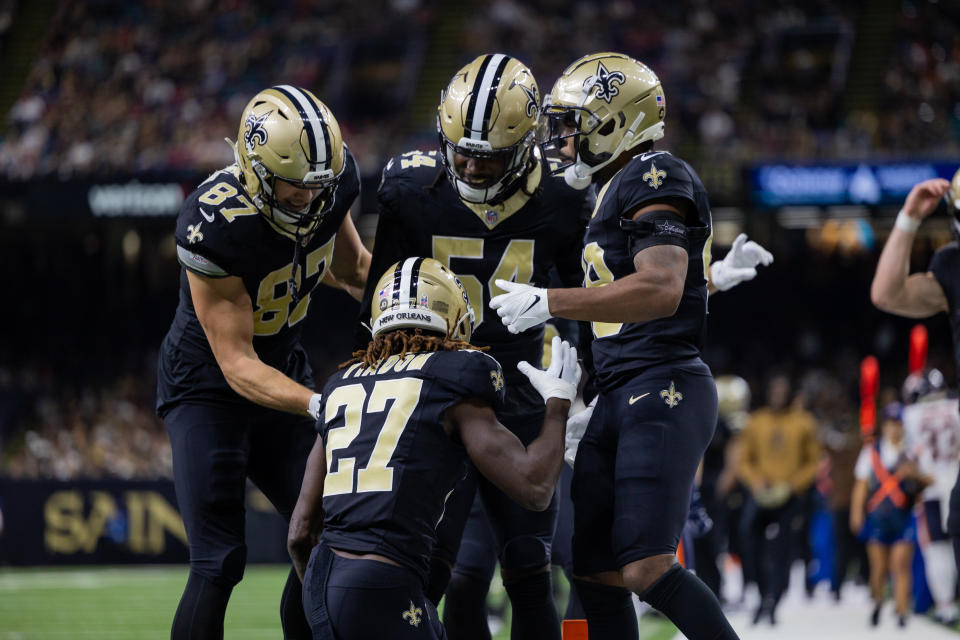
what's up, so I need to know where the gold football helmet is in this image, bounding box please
[948,167,960,238]
[437,54,541,206]
[370,257,476,342]
[540,52,666,189]
[231,85,346,240]
[715,375,751,432]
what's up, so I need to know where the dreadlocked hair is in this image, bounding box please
[341,312,485,371]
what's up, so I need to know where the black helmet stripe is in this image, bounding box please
[466,54,510,140]
[272,85,330,167]
[391,260,404,307]
[477,55,511,141]
[464,55,493,139]
[409,257,423,298]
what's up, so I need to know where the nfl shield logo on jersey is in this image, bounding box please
[485,209,499,225]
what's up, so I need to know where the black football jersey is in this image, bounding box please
[156,151,360,415]
[929,242,960,389]
[318,348,505,583]
[583,150,713,391]
[360,150,592,416]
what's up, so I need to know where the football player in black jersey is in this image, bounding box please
[491,53,739,639]
[288,257,580,639]
[357,55,593,640]
[870,170,960,581]
[156,86,371,640]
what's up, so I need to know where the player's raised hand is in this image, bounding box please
[489,279,551,334]
[710,233,774,291]
[903,178,951,220]
[564,396,596,467]
[517,336,580,403]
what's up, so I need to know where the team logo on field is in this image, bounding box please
[243,111,271,151]
[187,222,203,244]
[491,369,505,392]
[402,601,423,627]
[643,162,666,189]
[660,381,683,408]
[587,62,626,104]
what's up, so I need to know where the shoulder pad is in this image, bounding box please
[381,150,443,187]
[618,150,695,211]
[449,349,505,408]
[175,168,261,275]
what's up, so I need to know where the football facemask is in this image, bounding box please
[437,54,540,206]
[233,85,346,241]
[539,52,666,189]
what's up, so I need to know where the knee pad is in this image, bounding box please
[575,579,634,615]
[503,570,552,606]
[501,535,550,572]
[209,544,247,588]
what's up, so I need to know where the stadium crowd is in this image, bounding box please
[2,0,958,183]
[0,0,434,179]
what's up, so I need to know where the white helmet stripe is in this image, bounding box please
[274,84,328,166]
[470,53,507,140]
[397,256,419,307]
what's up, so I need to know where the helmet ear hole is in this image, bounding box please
[597,120,615,136]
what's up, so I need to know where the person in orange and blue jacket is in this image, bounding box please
[850,402,931,629]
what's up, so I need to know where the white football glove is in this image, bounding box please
[307,393,323,421]
[489,279,551,334]
[517,336,580,403]
[564,396,597,468]
[709,233,774,291]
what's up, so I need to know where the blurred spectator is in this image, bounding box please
[1,363,171,480]
[737,374,821,625]
[849,403,929,628]
[817,395,868,601]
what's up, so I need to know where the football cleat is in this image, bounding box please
[437,54,540,207]
[540,52,666,189]
[231,85,346,241]
[370,257,476,342]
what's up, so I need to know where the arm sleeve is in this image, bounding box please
[618,154,696,219]
[443,351,506,410]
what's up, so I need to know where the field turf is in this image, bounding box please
[0,565,677,639]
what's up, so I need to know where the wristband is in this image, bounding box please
[308,393,323,421]
[894,210,920,234]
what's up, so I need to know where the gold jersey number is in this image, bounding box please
[323,378,424,496]
[432,237,534,327]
